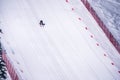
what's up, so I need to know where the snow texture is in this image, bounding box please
[88,0,120,44]
[0,0,120,80]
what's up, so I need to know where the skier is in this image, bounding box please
[39,20,45,27]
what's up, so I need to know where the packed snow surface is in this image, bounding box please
[0,0,120,80]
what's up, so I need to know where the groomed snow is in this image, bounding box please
[0,0,120,80]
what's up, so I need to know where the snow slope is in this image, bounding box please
[0,0,120,80]
[88,0,120,44]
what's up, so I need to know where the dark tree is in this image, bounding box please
[0,43,7,79]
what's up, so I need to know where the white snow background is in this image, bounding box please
[0,0,120,80]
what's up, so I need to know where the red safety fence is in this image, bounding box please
[2,51,19,80]
[81,0,120,54]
